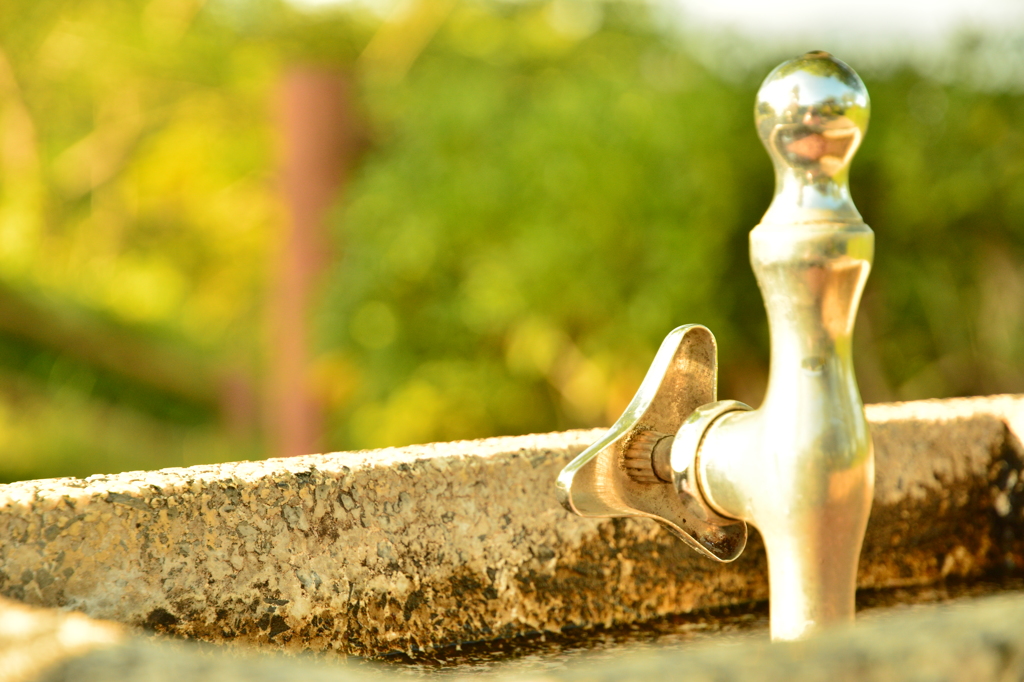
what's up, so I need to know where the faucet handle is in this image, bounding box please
[556,325,748,562]
[756,50,870,226]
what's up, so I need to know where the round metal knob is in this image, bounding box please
[755,51,870,225]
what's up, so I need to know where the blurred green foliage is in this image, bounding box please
[321,2,769,448]
[1,0,1023,479]
[0,0,277,480]
[321,1,1024,449]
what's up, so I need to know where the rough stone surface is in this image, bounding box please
[0,395,1022,657]
[10,581,1024,681]
[863,395,1024,585]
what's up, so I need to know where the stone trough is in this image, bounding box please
[2,394,1024,680]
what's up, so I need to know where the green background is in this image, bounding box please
[1,0,1022,481]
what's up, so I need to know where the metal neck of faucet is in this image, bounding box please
[697,225,874,640]
[697,52,874,641]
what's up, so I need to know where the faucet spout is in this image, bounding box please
[696,221,874,640]
[556,52,875,642]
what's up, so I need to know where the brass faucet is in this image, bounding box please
[556,51,874,642]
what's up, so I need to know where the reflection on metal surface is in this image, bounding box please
[757,50,869,225]
[557,51,875,642]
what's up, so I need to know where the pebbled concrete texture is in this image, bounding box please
[0,395,1023,657]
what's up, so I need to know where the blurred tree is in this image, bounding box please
[0,0,1023,480]
[317,1,1024,450]
[0,0,280,480]
[855,72,1024,400]
[271,66,365,458]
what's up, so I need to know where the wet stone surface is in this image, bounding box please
[7,578,1024,682]
[361,576,1024,677]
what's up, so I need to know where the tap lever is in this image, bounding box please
[556,324,747,563]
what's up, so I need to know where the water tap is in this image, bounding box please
[556,51,874,642]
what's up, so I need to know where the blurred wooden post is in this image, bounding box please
[271,67,362,458]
